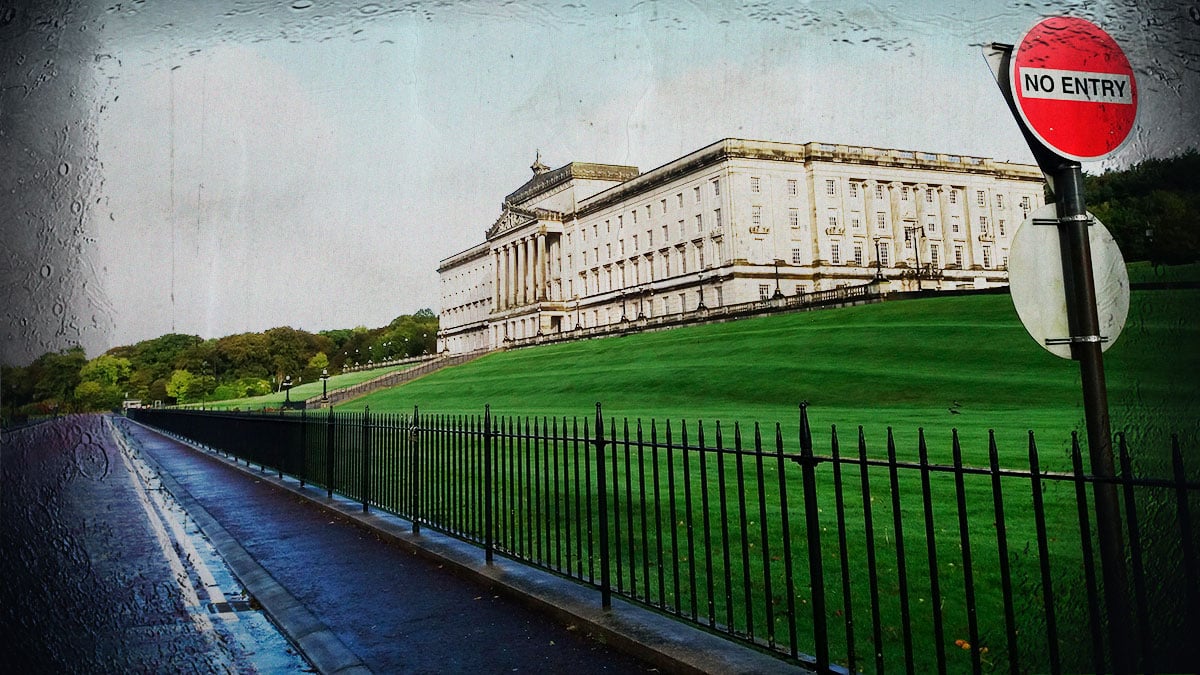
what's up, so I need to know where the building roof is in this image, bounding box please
[504,161,640,207]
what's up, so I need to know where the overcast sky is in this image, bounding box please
[2,0,1197,364]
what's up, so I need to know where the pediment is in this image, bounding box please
[486,206,537,239]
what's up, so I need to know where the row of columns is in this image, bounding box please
[492,232,549,311]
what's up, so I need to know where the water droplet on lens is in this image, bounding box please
[59,162,70,176]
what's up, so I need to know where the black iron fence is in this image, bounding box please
[128,405,1199,674]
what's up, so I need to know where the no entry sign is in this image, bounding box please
[1010,16,1137,162]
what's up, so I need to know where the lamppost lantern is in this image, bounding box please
[904,225,924,290]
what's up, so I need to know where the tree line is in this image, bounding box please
[1086,149,1200,265]
[2,310,439,420]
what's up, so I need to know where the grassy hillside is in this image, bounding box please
[344,289,1198,464]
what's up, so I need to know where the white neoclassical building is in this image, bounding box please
[437,138,1045,354]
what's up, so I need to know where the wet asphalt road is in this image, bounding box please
[3,414,656,673]
[1,415,305,672]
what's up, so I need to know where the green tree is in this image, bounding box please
[166,369,195,404]
[79,354,132,387]
[304,352,330,381]
[30,346,87,407]
[74,380,122,411]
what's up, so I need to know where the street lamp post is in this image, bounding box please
[696,271,706,310]
[904,225,924,290]
[283,375,293,403]
[320,368,329,402]
[873,236,884,280]
[772,260,784,299]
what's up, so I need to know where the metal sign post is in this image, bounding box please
[985,16,1139,673]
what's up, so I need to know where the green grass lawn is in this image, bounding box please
[342,288,1197,469]
[189,363,416,410]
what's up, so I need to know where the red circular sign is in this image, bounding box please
[1010,16,1138,162]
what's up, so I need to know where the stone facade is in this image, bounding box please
[437,138,1045,354]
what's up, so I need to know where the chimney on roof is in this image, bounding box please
[530,150,550,175]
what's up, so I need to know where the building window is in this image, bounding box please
[791,247,803,265]
[825,179,836,196]
[976,190,986,207]
[697,244,705,269]
[787,179,798,196]
[1021,195,1031,210]
[647,229,653,247]
[979,215,989,231]
[849,182,859,198]
[694,186,701,203]
[982,245,992,269]
[664,223,670,241]
[605,243,611,259]
[759,284,771,300]
[996,194,1005,209]
[853,243,864,266]
[851,216,861,230]
[752,206,762,226]
[952,216,961,233]
[646,205,652,220]
[950,189,959,205]
[927,218,937,233]
[828,215,838,231]
[876,212,887,230]
[926,188,934,203]
[789,208,800,228]
[661,198,667,214]
[751,176,761,193]
[879,243,890,267]
[999,219,1006,236]
[831,242,842,264]
[901,186,910,201]
[714,208,722,228]
[677,193,684,208]
[930,243,940,267]
[954,245,964,267]
[875,184,884,200]
[712,178,720,196]
[695,214,703,232]
[632,234,638,251]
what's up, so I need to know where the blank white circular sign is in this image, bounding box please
[1008,203,1130,359]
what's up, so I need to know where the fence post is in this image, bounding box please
[798,403,829,671]
[484,404,493,564]
[594,402,612,609]
[299,408,307,488]
[361,406,370,513]
[411,405,421,534]
[326,407,334,500]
